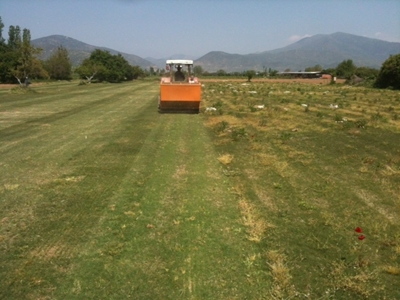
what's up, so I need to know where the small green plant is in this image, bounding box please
[232,127,247,140]
[280,98,290,104]
[215,121,229,133]
[212,100,223,108]
[280,131,292,140]
[334,113,343,122]
[355,119,368,128]
[297,200,315,210]
[371,112,388,123]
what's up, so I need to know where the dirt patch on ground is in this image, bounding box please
[201,78,345,84]
[0,83,45,89]
[0,84,16,89]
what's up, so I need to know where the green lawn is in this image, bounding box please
[0,80,399,299]
[0,81,267,299]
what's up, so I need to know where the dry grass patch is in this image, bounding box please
[217,153,234,165]
[266,250,296,298]
[63,175,85,183]
[172,164,188,179]
[204,114,239,129]
[238,198,273,243]
[254,187,277,212]
[330,261,380,298]
[30,243,74,262]
[257,152,277,167]
[356,189,398,224]
[3,183,20,191]
[380,164,400,177]
[382,265,400,275]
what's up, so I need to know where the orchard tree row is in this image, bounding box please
[302,57,400,89]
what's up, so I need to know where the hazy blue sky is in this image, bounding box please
[1,0,399,59]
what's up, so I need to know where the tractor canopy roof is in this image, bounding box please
[166,60,193,66]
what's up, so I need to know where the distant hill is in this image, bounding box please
[195,32,400,72]
[32,35,153,68]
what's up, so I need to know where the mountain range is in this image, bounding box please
[195,32,400,72]
[32,32,400,72]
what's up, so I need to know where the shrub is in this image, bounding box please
[374,54,400,90]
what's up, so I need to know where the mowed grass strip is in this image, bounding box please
[202,80,400,299]
[0,81,160,298]
[0,81,271,299]
[64,113,271,299]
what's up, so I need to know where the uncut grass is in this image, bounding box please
[202,81,400,299]
[0,81,272,299]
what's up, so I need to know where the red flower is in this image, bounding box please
[358,235,365,240]
[355,227,363,233]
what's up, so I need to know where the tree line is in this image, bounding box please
[305,58,399,89]
[193,58,400,90]
[0,16,145,85]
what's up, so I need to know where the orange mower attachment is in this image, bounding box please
[159,60,201,113]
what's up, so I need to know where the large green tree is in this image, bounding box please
[336,59,356,79]
[76,49,143,83]
[0,16,5,45]
[374,54,400,90]
[12,28,47,84]
[7,25,21,50]
[0,19,47,84]
[216,69,227,76]
[245,70,256,82]
[0,17,13,82]
[193,65,203,76]
[44,46,72,80]
[355,67,379,80]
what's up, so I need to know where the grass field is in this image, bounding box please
[0,80,399,299]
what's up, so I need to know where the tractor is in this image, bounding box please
[159,60,201,113]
